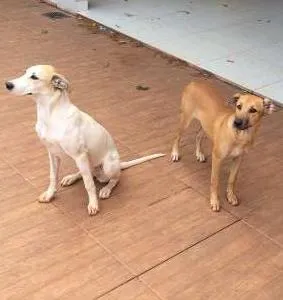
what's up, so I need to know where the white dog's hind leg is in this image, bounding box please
[99,152,121,199]
[75,153,99,216]
[61,171,82,187]
[39,152,60,203]
[93,166,109,183]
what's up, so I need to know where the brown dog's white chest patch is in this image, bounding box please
[230,146,244,157]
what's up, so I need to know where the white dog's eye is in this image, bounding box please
[30,74,39,80]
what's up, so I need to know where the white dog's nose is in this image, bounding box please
[5,81,14,91]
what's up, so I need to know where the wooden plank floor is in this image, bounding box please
[0,1,282,299]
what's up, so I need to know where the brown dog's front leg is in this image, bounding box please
[210,152,222,212]
[226,156,243,206]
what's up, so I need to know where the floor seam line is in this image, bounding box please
[49,201,137,276]
[137,276,168,300]
[92,218,242,299]
[1,156,40,191]
[47,205,140,299]
[135,218,241,277]
[241,219,283,249]
[180,182,241,221]
[93,276,164,300]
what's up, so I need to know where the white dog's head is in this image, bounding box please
[5,65,69,96]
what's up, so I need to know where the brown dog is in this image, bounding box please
[171,80,274,211]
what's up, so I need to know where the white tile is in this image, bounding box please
[203,52,283,91]
[196,20,283,57]
[79,0,283,104]
[248,42,283,69]
[256,81,283,104]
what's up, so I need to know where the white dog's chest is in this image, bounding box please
[36,122,65,155]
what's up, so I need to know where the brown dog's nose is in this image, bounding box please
[5,82,14,91]
[234,118,249,130]
[233,118,243,128]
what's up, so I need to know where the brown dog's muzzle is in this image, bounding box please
[233,118,249,130]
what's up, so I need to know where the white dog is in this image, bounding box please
[6,65,165,215]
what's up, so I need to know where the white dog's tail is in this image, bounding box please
[120,153,165,170]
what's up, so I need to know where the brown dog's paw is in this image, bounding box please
[196,152,206,163]
[170,151,180,162]
[226,192,239,206]
[210,200,220,212]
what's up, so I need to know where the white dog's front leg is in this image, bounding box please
[39,152,60,203]
[75,153,99,216]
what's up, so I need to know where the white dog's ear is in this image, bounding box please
[51,74,69,90]
[263,98,275,115]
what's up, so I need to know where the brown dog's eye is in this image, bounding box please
[249,107,257,113]
[236,104,242,110]
[30,74,39,80]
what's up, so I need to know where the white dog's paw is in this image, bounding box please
[196,152,206,163]
[88,201,99,216]
[99,186,112,199]
[170,151,180,162]
[38,190,55,203]
[61,174,79,187]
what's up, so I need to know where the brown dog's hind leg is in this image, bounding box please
[195,128,206,162]
[226,156,242,206]
[171,110,193,162]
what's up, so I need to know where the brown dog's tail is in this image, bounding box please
[120,153,165,170]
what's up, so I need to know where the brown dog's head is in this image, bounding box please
[231,93,274,130]
[5,65,69,96]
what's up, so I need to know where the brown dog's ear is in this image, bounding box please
[51,74,69,91]
[263,98,275,115]
[228,92,241,105]
[232,93,241,102]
